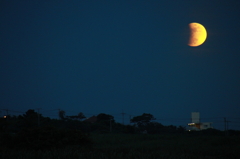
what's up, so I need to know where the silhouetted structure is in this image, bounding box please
[84,116,98,123]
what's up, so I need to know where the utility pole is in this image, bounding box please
[6,109,8,117]
[121,110,125,125]
[36,108,41,127]
[224,117,226,132]
[129,115,132,124]
[224,117,230,136]
[58,109,60,119]
[110,118,112,132]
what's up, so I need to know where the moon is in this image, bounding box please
[188,22,207,47]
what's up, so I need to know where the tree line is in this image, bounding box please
[0,109,187,134]
[1,109,239,151]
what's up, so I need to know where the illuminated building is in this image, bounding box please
[188,112,213,131]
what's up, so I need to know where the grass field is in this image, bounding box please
[1,133,240,159]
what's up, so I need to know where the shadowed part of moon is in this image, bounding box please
[188,23,207,47]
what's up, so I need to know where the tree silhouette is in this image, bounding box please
[22,109,42,127]
[130,113,156,128]
[58,110,65,120]
[66,112,86,120]
[77,112,86,120]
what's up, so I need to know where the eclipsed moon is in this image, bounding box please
[188,22,207,47]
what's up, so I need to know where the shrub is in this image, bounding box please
[2,126,92,150]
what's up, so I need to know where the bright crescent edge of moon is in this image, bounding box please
[188,22,207,47]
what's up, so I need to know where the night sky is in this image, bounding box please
[1,0,240,130]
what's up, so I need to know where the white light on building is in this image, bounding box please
[188,112,213,131]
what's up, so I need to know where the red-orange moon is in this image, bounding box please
[188,22,207,47]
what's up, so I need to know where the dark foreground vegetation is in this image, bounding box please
[1,109,240,159]
[1,132,240,159]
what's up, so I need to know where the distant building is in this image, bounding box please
[188,112,213,131]
[84,115,98,123]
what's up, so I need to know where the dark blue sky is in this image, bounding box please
[1,0,240,130]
